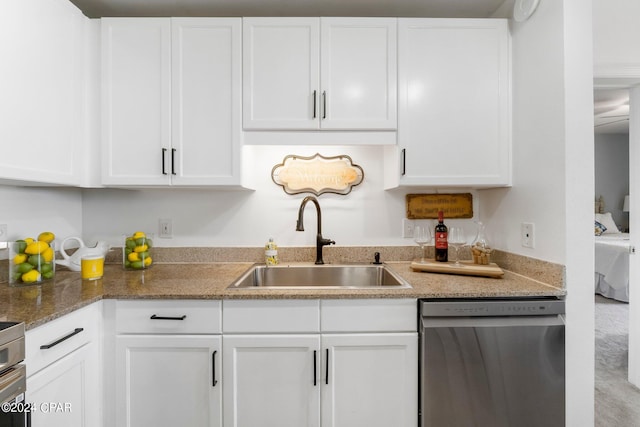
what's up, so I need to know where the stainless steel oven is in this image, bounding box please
[0,321,29,427]
[419,298,565,427]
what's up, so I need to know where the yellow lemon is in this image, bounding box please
[25,241,49,255]
[21,269,41,283]
[13,254,27,265]
[128,252,140,262]
[132,231,146,239]
[24,237,35,245]
[37,231,55,243]
[134,244,148,253]
[42,246,54,263]
[144,257,153,266]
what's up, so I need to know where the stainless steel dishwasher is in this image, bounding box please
[419,298,565,427]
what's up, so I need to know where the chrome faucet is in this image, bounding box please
[296,196,335,265]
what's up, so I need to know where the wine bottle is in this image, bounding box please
[435,210,448,262]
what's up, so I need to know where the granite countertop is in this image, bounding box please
[0,261,565,330]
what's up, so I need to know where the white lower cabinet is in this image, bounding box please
[115,335,222,427]
[25,302,102,427]
[222,299,418,427]
[113,300,222,427]
[222,335,321,427]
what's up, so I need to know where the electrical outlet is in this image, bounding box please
[159,219,173,239]
[521,222,535,248]
[402,219,414,238]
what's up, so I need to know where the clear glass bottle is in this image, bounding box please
[471,221,492,265]
[265,238,279,266]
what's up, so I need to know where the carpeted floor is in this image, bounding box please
[595,295,640,426]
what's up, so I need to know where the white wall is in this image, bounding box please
[595,133,630,229]
[0,186,83,250]
[81,145,482,249]
[593,0,640,78]
[479,0,566,265]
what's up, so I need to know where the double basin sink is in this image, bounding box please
[228,264,412,290]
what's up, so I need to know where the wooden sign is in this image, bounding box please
[272,153,364,196]
[406,193,473,219]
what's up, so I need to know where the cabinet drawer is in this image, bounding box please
[223,300,320,333]
[26,301,102,377]
[321,299,417,332]
[116,300,221,334]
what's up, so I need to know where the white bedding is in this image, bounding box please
[595,233,630,302]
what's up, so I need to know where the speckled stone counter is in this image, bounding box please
[0,261,564,330]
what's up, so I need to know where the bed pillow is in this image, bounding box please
[595,221,607,236]
[595,212,621,234]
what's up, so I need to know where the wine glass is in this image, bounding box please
[448,227,467,266]
[414,225,432,263]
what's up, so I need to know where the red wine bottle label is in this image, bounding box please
[435,232,448,249]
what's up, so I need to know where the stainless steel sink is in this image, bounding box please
[227,264,412,290]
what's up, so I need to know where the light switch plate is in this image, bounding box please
[159,219,173,239]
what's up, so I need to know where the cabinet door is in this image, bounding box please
[27,342,101,427]
[223,334,321,427]
[243,18,320,130]
[101,18,171,185]
[116,335,222,427]
[397,19,510,187]
[321,333,418,427]
[320,18,397,130]
[171,18,242,186]
[0,0,84,185]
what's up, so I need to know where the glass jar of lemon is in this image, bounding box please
[123,232,154,270]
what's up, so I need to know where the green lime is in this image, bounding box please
[27,255,43,267]
[13,272,23,282]
[42,271,54,280]
[14,240,27,254]
[125,247,133,255]
[135,237,146,246]
[146,238,153,248]
[138,251,150,260]
[16,263,34,274]
[126,239,137,250]
[130,261,144,269]
[41,263,53,274]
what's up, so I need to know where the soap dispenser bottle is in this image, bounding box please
[265,238,279,266]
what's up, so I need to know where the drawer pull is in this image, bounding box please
[161,148,168,175]
[40,328,84,350]
[150,314,187,320]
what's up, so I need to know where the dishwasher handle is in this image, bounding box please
[421,314,565,329]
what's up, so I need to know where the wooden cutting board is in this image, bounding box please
[410,260,504,278]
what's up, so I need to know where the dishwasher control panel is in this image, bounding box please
[420,298,565,317]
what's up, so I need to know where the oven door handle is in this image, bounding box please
[0,365,26,405]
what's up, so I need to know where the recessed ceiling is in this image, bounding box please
[594,88,629,135]
[67,0,514,19]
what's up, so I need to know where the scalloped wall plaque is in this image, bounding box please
[271,153,364,196]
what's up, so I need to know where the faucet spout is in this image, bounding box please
[295,196,335,265]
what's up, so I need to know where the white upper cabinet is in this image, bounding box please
[101,18,242,187]
[386,18,511,188]
[102,18,171,186]
[0,0,87,186]
[320,18,397,130]
[243,17,397,132]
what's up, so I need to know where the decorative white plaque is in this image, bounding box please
[271,153,364,196]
